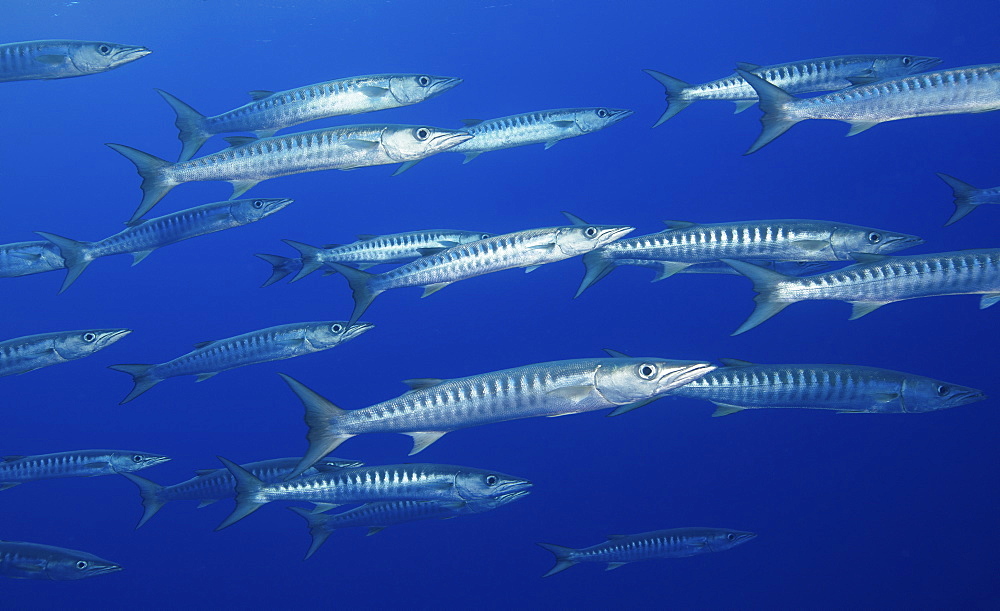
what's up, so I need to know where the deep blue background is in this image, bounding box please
[3,1,998,608]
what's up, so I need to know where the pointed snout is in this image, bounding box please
[345,322,375,340]
[606,108,634,126]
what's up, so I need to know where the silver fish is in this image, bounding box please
[37,197,293,293]
[644,54,941,125]
[576,219,922,297]
[108,124,472,224]
[724,250,1000,334]
[157,74,462,160]
[215,459,532,531]
[0,329,131,377]
[538,527,756,576]
[740,64,1000,154]
[0,450,169,490]
[120,456,364,528]
[0,40,150,83]
[0,541,122,580]
[280,351,715,478]
[669,359,985,416]
[937,173,1000,226]
[288,491,530,560]
[108,321,372,404]
[329,213,634,324]
[0,241,65,278]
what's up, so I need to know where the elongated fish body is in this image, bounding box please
[0,450,169,490]
[0,541,121,580]
[576,220,922,297]
[279,229,493,282]
[670,360,985,416]
[741,65,1000,154]
[936,173,1000,226]
[0,329,131,377]
[538,527,756,576]
[0,40,150,83]
[108,124,472,224]
[330,216,635,323]
[158,74,462,160]
[644,54,941,125]
[215,459,533,530]
[0,241,65,278]
[289,491,530,559]
[281,354,715,476]
[109,321,373,404]
[120,456,364,528]
[724,249,1000,334]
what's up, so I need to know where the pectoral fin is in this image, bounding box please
[462,152,482,164]
[344,140,380,150]
[606,398,656,417]
[524,265,541,273]
[84,462,111,470]
[359,86,389,97]
[550,121,575,128]
[35,54,68,65]
[543,139,561,150]
[873,393,900,402]
[546,385,596,402]
[791,239,831,251]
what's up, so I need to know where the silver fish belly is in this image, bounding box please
[0,40,150,82]
[0,541,122,580]
[0,241,65,278]
[0,450,169,489]
[0,329,131,377]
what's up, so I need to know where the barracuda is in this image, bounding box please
[644,54,940,125]
[0,450,169,491]
[120,456,364,528]
[107,123,472,224]
[157,74,462,160]
[37,197,292,293]
[215,460,533,531]
[740,64,1000,154]
[329,213,634,324]
[538,527,756,576]
[724,249,1000,334]
[0,541,122,580]
[0,241,65,278]
[0,39,150,82]
[280,352,715,478]
[109,321,373,404]
[936,173,1000,226]
[0,329,131,377]
[669,359,985,416]
[576,219,922,297]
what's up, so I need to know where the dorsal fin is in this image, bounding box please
[603,349,631,358]
[194,469,217,476]
[1,455,25,462]
[461,119,484,126]
[192,341,215,349]
[561,211,588,226]
[402,378,445,390]
[719,358,754,367]
[662,220,697,229]
[248,90,275,100]
[606,534,628,540]
[356,234,378,241]
[734,62,761,71]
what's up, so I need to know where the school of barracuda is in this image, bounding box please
[1,39,995,580]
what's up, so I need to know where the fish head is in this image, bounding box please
[381,125,473,162]
[553,224,635,256]
[454,468,533,502]
[108,451,171,473]
[596,358,717,404]
[305,321,374,349]
[457,490,532,514]
[52,328,132,360]
[457,231,495,244]
[829,225,923,258]
[899,377,986,413]
[46,550,123,580]
[874,55,942,77]
[70,42,151,73]
[702,529,757,552]
[572,107,634,133]
[388,75,463,104]
[228,197,294,224]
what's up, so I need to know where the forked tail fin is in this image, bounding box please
[936,173,981,226]
[155,89,211,161]
[278,373,354,480]
[721,259,796,335]
[120,472,167,529]
[105,143,176,224]
[642,69,693,127]
[536,542,579,577]
[736,70,801,155]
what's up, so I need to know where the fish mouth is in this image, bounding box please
[734,532,757,544]
[114,46,152,64]
[658,361,717,393]
[265,198,295,213]
[496,479,533,496]
[429,77,463,97]
[605,108,634,126]
[602,225,636,244]
[88,563,124,577]
[344,322,374,340]
[946,389,987,409]
[96,329,133,348]
[145,455,172,467]
[913,57,943,72]
[429,130,474,152]
[880,234,925,252]
[495,489,532,504]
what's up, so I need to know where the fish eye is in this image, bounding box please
[83,332,97,342]
[937,385,950,396]
[867,232,882,244]
[727,533,735,541]
[415,128,430,140]
[252,200,264,209]
[584,227,598,238]
[331,323,344,333]
[98,44,111,56]
[417,75,431,87]
[902,56,912,65]
[638,364,657,380]
[597,108,609,118]
[485,475,498,486]
[132,454,144,463]
[76,560,88,569]
[481,233,490,240]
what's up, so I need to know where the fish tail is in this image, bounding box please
[287,507,334,560]
[33,231,96,294]
[215,456,267,531]
[721,258,795,335]
[105,143,176,225]
[936,173,980,226]
[278,373,354,480]
[735,70,801,155]
[326,262,382,325]
[536,543,579,577]
[107,363,162,404]
[281,240,327,282]
[254,253,296,287]
[119,472,167,529]
[575,251,617,298]
[642,69,692,127]
[155,89,211,161]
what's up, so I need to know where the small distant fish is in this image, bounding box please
[739,64,1000,154]
[644,54,940,125]
[0,450,169,490]
[669,359,985,416]
[157,74,463,160]
[0,40,150,82]
[329,213,633,324]
[0,240,65,278]
[109,321,372,404]
[0,541,121,580]
[280,351,715,478]
[108,124,472,224]
[288,491,530,560]
[120,456,364,528]
[724,250,1000,334]
[537,527,756,576]
[0,329,131,377]
[37,197,293,293]
[936,173,1000,226]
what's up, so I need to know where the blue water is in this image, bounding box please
[3,1,999,607]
